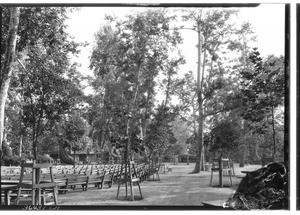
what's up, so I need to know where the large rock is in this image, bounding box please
[224,162,288,210]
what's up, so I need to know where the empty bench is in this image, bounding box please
[65,175,89,191]
[88,173,105,189]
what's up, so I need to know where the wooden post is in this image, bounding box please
[218,157,223,188]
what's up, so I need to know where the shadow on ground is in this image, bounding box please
[50,163,260,208]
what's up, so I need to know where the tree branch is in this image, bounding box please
[204,105,240,118]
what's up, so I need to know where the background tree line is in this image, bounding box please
[1,7,285,172]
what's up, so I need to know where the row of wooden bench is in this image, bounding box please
[1,162,161,193]
[1,162,162,205]
[1,164,115,176]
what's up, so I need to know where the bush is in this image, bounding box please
[1,154,54,166]
[1,154,27,166]
[180,154,197,163]
[37,154,53,163]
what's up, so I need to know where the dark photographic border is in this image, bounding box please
[0,2,290,211]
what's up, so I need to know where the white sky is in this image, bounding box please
[65,4,285,89]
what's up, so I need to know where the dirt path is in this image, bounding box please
[57,163,261,207]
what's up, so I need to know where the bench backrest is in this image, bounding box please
[67,175,89,183]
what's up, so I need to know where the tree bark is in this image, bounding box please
[73,148,76,167]
[0,7,20,150]
[191,20,203,174]
[59,142,74,164]
[19,135,23,157]
[271,105,276,158]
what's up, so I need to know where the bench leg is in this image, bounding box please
[5,190,11,205]
[41,189,46,205]
[16,188,22,205]
[37,188,41,205]
[137,182,143,199]
[53,186,58,205]
[32,189,35,205]
[130,182,134,201]
[210,171,213,186]
[116,182,121,199]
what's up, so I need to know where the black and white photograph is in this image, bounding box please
[0,2,291,211]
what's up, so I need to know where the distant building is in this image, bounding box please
[50,149,99,164]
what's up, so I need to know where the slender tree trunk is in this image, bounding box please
[164,71,172,106]
[19,135,23,157]
[73,148,76,167]
[200,41,207,171]
[32,119,36,159]
[124,52,143,166]
[0,7,20,150]
[191,20,203,174]
[271,105,276,158]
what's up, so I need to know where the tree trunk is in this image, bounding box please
[19,135,23,157]
[73,148,76,167]
[59,143,74,164]
[271,105,276,158]
[254,141,261,162]
[191,21,203,174]
[0,7,20,150]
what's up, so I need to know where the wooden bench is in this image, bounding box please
[103,172,114,188]
[40,174,69,193]
[261,156,284,166]
[88,173,105,189]
[65,175,89,191]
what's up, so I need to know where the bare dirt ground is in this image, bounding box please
[55,162,261,208]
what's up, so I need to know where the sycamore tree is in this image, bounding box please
[89,9,183,164]
[0,7,20,153]
[177,9,256,173]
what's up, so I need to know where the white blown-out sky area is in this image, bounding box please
[65,4,285,94]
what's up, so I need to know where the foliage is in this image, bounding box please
[185,132,197,156]
[89,9,183,162]
[164,144,185,160]
[240,48,284,128]
[179,8,252,173]
[59,112,90,152]
[238,48,284,158]
[0,6,86,162]
[0,7,285,167]
[0,7,20,151]
[1,154,24,166]
[145,105,178,157]
[208,118,241,156]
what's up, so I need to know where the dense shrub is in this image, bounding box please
[1,154,27,166]
[1,154,53,166]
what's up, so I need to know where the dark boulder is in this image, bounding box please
[224,162,288,210]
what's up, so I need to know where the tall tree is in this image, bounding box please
[89,9,183,163]
[240,48,284,158]
[2,7,84,160]
[180,9,240,173]
[0,7,20,152]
